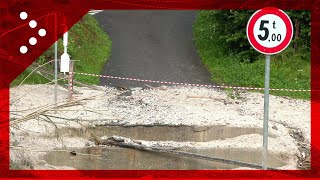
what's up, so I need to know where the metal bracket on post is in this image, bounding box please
[262,55,271,170]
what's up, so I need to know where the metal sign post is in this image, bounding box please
[246,7,293,169]
[262,55,270,169]
[54,13,58,105]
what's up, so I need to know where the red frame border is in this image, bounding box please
[0,0,319,179]
[247,7,293,55]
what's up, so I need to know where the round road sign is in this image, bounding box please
[246,7,293,55]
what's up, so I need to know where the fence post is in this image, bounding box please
[68,60,74,99]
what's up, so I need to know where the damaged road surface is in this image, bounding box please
[10,85,310,170]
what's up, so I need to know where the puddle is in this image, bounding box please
[58,125,276,142]
[44,125,283,170]
[43,147,286,170]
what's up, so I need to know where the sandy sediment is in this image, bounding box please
[9,85,310,170]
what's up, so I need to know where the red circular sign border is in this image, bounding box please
[246,7,293,55]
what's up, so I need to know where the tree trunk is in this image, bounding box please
[294,18,300,51]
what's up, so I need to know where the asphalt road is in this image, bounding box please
[95,10,213,88]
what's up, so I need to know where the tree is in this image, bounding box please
[194,10,311,62]
[286,10,311,51]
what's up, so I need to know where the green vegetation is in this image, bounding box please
[11,14,112,86]
[10,69,49,87]
[193,10,310,99]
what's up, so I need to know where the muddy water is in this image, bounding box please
[58,125,276,142]
[44,147,286,170]
[45,125,284,169]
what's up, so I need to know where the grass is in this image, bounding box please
[10,69,50,87]
[11,14,112,86]
[64,14,112,85]
[193,11,310,100]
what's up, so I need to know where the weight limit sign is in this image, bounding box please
[247,8,293,55]
[246,8,293,170]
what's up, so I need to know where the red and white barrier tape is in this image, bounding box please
[73,72,311,92]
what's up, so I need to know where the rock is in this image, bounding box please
[290,130,305,142]
[272,125,278,130]
[159,85,168,90]
[131,87,143,91]
[116,85,130,91]
[69,151,77,156]
[110,136,125,142]
[118,91,132,96]
[119,120,129,125]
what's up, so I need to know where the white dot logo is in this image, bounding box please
[20,46,28,54]
[29,20,37,28]
[29,37,37,45]
[38,29,46,37]
[20,12,28,20]
[19,12,48,54]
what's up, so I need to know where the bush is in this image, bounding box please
[193,10,310,99]
[194,10,311,63]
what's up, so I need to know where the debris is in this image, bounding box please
[297,143,310,170]
[290,129,305,142]
[116,85,130,91]
[69,151,77,156]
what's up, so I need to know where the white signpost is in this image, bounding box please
[246,7,293,170]
[60,31,70,73]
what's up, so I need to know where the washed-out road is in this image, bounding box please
[95,10,213,88]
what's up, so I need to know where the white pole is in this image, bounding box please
[63,31,68,53]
